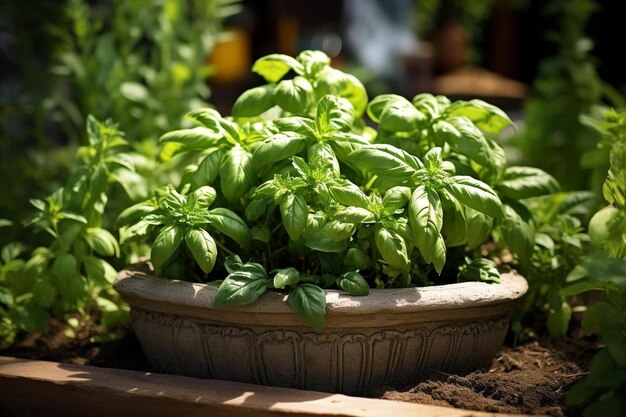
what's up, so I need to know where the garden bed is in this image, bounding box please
[0,319,597,417]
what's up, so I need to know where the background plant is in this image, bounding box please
[513,0,621,192]
[0,0,240,245]
[0,117,139,345]
[564,108,626,417]
[0,0,238,347]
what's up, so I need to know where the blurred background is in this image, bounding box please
[1,0,624,240]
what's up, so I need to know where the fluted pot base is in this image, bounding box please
[115,268,528,395]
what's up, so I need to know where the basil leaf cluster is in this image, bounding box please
[121,50,558,331]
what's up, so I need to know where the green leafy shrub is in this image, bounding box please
[121,50,558,331]
[565,108,626,417]
[0,0,239,244]
[0,117,141,345]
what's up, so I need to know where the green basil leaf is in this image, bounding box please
[158,128,222,149]
[224,255,244,273]
[314,68,368,117]
[280,194,308,241]
[220,146,253,202]
[246,197,268,222]
[317,274,337,288]
[250,224,271,243]
[192,186,217,208]
[21,253,50,289]
[375,226,409,269]
[106,153,135,172]
[252,54,303,83]
[345,247,371,271]
[441,195,467,247]
[316,95,354,133]
[296,50,330,76]
[207,208,251,250]
[287,284,326,331]
[330,183,370,209]
[85,228,120,257]
[273,116,317,138]
[213,270,268,307]
[116,203,156,228]
[119,219,152,245]
[465,207,493,249]
[185,228,217,273]
[317,252,343,275]
[382,186,411,214]
[560,281,606,297]
[253,132,309,170]
[32,279,57,308]
[497,166,560,199]
[151,224,184,270]
[303,213,350,253]
[367,94,404,123]
[434,118,493,169]
[457,258,500,283]
[273,267,300,289]
[431,237,447,274]
[120,81,148,102]
[83,255,117,284]
[16,305,50,333]
[477,137,507,183]
[216,118,242,145]
[56,274,88,309]
[447,176,503,217]
[337,271,369,296]
[333,207,375,223]
[423,147,444,172]
[499,203,535,264]
[409,186,443,263]
[232,85,275,117]
[113,168,149,202]
[339,73,368,118]
[50,253,77,280]
[308,142,340,174]
[0,286,13,306]
[57,221,84,250]
[29,198,47,212]
[379,95,424,132]
[412,93,447,118]
[446,99,512,134]
[326,132,369,161]
[588,206,625,257]
[184,108,222,129]
[192,149,226,189]
[63,167,89,211]
[274,76,314,114]
[1,242,23,264]
[347,144,419,181]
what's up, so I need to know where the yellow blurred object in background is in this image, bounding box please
[207,29,251,84]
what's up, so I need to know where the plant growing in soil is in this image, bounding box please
[563,107,626,417]
[119,50,558,330]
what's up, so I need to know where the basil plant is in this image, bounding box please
[119,50,558,331]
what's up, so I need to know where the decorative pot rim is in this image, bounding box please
[115,265,528,329]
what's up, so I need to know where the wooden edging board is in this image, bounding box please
[0,356,536,417]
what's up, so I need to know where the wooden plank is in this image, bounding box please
[0,356,534,417]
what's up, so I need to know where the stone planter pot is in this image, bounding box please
[114,267,527,395]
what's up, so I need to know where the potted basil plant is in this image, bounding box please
[115,50,555,394]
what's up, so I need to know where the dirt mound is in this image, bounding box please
[378,338,596,416]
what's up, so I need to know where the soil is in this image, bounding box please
[1,320,597,417]
[374,334,597,417]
